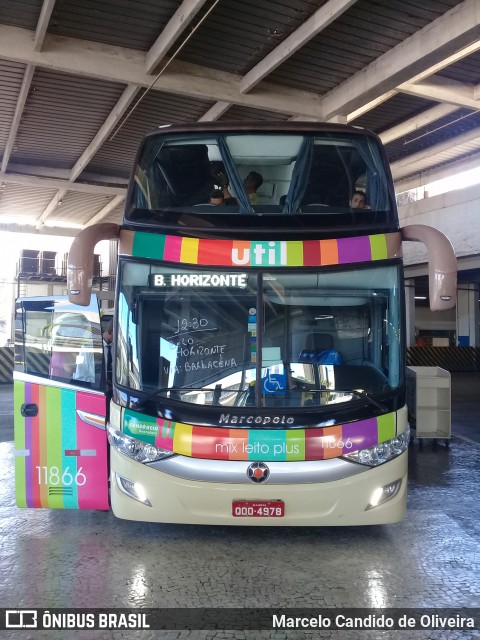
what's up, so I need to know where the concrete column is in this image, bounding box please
[107,239,118,294]
[108,240,118,276]
[456,283,479,347]
[404,278,416,347]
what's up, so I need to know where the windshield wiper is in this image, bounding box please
[131,385,387,413]
[131,384,247,405]
[349,389,388,413]
[308,388,388,414]
[132,386,212,403]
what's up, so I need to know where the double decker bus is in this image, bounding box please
[14,123,456,525]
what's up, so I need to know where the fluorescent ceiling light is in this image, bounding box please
[0,216,36,226]
[43,220,83,229]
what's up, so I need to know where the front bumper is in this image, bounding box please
[110,449,407,526]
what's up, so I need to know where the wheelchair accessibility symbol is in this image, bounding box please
[262,371,287,394]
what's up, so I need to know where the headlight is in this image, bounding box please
[116,474,152,506]
[343,429,410,467]
[366,479,402,510]
[107,425,175,464]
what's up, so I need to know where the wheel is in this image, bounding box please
[445,439,450,448]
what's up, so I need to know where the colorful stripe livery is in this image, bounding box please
[123,410,397,461]
[14,381,109,510]
[125,231,402,267]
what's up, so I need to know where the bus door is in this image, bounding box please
[13,295,109,510]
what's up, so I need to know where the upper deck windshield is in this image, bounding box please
[126,129,396,225]
[117,260,403,415]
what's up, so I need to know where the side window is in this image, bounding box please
[51,312,103,388]
[20,305,52,378]
[16,298,103,389]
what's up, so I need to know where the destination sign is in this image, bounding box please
[149,273,248,288]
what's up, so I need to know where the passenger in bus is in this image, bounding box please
[215,170,264,205]
[50,351,76,381]
[103,321,114,392]
[50,316,91,381]
[73,321,113,390]
[72,339,95,385]
[243,171,263,205]
[349,191,370,209]
[209,189,225,206]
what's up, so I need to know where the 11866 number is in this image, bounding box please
[36,466,87,486]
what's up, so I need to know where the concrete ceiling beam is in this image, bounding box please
[198,101,232,121]
[2,172,126,195]
[379,104,459,145]
[390,127,480,181]
[0,24,323,119]
[0,66,34,174]
[85,195,125,226]
[34,0,56,51]
[145,0,210,74]
[69,85,139,182]
[239,0,358,93]
[399,75,480,110]
[322,0,480,119]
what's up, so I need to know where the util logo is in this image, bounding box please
[231,242,287,266]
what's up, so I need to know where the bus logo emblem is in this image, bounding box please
[247,462,270,483]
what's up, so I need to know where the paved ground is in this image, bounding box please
[0,375,479,639]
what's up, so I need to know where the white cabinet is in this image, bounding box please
[406,366,451,442]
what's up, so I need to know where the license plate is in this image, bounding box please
[232,500,285,517]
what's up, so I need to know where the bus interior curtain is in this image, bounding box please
[217,137,253,214]
[283,137,313,214]
[134,141,164,208]
[134,167,151,209]
[350,139,385,210]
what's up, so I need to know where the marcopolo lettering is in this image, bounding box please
[219,413,295,426]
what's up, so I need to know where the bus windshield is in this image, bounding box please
[117,260,403,411]
[127,130,395,220]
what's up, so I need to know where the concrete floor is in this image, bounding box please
[0,374,479,639]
